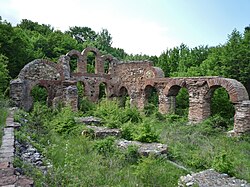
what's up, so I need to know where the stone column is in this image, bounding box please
[158,94,175,114]
[188,85,211,124]
[63,85,78,111]
[9,79,24,108]
[232,100,250,135]
[188,95,211,123]
[58,55,70,80]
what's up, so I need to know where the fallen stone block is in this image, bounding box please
[83,125,121,138]
[116,139,168,156]
[75,116,102,125]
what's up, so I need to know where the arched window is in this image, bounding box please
[87,52,96,73]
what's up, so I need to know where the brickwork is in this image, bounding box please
[10,47,250,135]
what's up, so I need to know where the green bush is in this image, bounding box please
[30,85,48,104]
[134,156,188,186]
[133,119,160,143]
[94,136,116,156]
[49,107,78,135]
[212,151,234,175]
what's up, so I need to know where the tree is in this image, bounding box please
[66,26,97,43]
[0,54,10,94]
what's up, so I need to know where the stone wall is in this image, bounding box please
[10,47,250,135]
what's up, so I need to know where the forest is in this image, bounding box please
[0,17,250,186]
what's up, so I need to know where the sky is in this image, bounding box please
[0,0,249,56]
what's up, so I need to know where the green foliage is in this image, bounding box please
[0,97,8,146]
[212,151,234,175]
[49,107,78,135]
[94,99,141,128]
[30,85,48,104]
[134,156,188,186]
[176,88,189,116]
[211,87,235,119]
[132,119,160,143]
[94,136,116,156]
[0,54,10,93]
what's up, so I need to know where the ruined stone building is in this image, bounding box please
[10,47,250,136]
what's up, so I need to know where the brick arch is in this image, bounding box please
[207,78,249,103]
[66,49,84,73]
[81,47,102,74]
[163,79,186,96]
[101,54,113,74]
[18,59,61,81]
[95,81,111,99]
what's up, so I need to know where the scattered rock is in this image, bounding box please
[15,141,49,174]
[116,139,168,156]
[75,116,102,125]
[83,125,121,138]
[178,169,250,187]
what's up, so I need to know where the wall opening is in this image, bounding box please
[210,86,235,124]
[119,86,129,107]
[104,59,110,74]
[87,52,96,73]
[77,81,85,98]
[99,82,107,99]
[167,85,189,117]
[144,85,158,115]
[175,87,189,117]
[30,85,48,105]
[69,55,78,73]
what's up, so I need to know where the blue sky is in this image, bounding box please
[0,0,249,56]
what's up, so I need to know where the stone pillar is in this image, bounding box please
[231,100,250,135]
[130,91,140,109]
[159,95,175,114]
[137,93,146,111]
[58,55,70,80]
[63,85,78,111]
[10,79,24,108]
[188,86,211,124]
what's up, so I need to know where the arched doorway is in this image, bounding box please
[99,82,107,99]
[30,84,48,105]
[118,86,129,107]
[144,85,158,115]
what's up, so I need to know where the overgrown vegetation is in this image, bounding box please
[0,96,8,146]
[12,98,250,186]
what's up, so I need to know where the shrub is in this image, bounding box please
[94,137,116,156]
[212,151,234,175]
[132,119,160,143]
[49,107,78,135]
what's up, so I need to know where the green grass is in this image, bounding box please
[13,100,250,186]
[0,98,8,146]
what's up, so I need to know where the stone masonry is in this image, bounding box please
[10,47,250,136]
[0,108,33,186]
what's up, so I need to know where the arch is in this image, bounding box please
[81,47,101,74]
[207,78,249,103]
[30,84,49,105]
[98,82,107,99]
[66,50,84,73]
[118,86,129,107]
[163,79,186,96]
[101,54,113,74]
[18,59,61,81]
